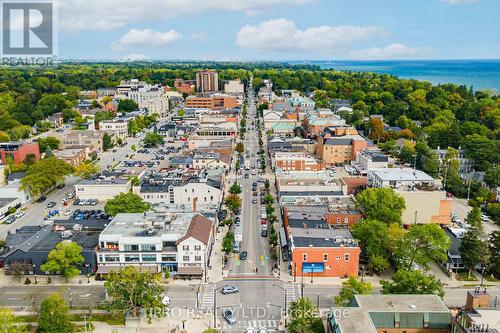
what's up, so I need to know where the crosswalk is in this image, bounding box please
[200,284,215,309]
[285,283,297,308]
[222,319,278,330]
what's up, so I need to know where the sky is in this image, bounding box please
[56,0,499,61]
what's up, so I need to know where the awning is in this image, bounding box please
[177,266,203,276]
[96,265,159,274]
[280,227,288,247]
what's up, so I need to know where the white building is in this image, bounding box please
[353,149,389,175]
[224,79,244,104]
[134,181,222,207]
[96,212,213,276]
[0,181,31,204]
[117,79,169,116]
[75,177,131,201]
[368,168,436,189]
[192,152,231,170]
[98,119,128,140]
[434,146,474,174]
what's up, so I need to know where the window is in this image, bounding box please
[125,254,140,262]
[183,256,190,261]
[336,218,341,224]
[194,245,201,251]
[336,256,341,260]
[195,256,202,262]
[105,255,119,262]
[142,254,156,262]
[141,244,156,251]
[344,217,349,224]
[183,245,189,251]
[344,254,350,261]
[161,254,176,262]
[124,244,139,251]
[163,241,176,248]
[323,254,328,261]
[302,254,307,262]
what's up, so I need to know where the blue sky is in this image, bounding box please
[57,0,499,61]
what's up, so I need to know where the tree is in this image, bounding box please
[484,166,500,188]
[381,269,445,298]
[355,188,406,225]
[394,224,450,270]
[102,132,113,151]
[224,194,241,213]
[128,119,139,136]
[288,298,318,333]
[368,117,384,142]
[131,144,137,152]
[104,192,151,216]
[9,261,32,283]
[117,99,138,112]
[0,307,27,333]
[459,227,490,278]
[235,142,244,155]
[265,179,270,191]
[37,136,60,152]
[40,241,84,279]
[143,132,164,146]
[37,293,73,333]
[229,182,242,194]
[20,157,73,197]
[74,162,101,179]
[222,231,234,254]
[466,207,482,228]
[489,231,500,275]
[24,153,37,166]
[263,193,274,205]
[177,109,185,116]
[335,277,373,306]
[104,266,165,320]
[202,329,217,333]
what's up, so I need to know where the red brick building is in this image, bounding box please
[0,141,40,165]
[186,94,238,109]
[273,152,326,172]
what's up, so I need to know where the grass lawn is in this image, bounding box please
[456,271,478,281]
[70,313,125,325]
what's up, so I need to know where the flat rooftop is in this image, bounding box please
[370,168,434,182]
[79,178,130,185]
[290,227,357,248]
[354,294,449,312]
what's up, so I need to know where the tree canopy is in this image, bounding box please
[40,241,84,279]
[381,269,445,298]
[20,157,73,197]
[37,293,73,333]
[355,188,406,225]
[104,192,151,216]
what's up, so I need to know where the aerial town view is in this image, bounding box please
[0,0,498,332]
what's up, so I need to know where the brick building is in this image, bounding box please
[273,152,325,171]
[316,126,368,165]
[0,141,40,165]
[185,94,238,109]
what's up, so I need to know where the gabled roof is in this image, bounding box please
[176,214,213,245]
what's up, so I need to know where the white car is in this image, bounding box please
[481,214,489,221]
[245,328,255,333]
[14,211,25,219]
[258,328,268,333]
[64,209,72,216]
[162,295,170,306]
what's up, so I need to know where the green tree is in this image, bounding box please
[104,192,151,216]
[265,179,270,191]
[20,157,73,197]
[459,227,490,279]
[143,132,164,146]
[489,231,500,275]
[235,142,244,155]
[394,224,450,270]
[224,194,241,213]
[202,329,217,333]
[177,109,185,116]
[104,266,165,320]
[0,307,27,332]
[40,242,84,279]
[288,298,318,333]
[102,132,113,151]
[0,131,10,142]
[222,231,234,254]
[381,269,445,298]
[131,144,137,152]
[118,99,138,112]
[466,207,482,228]
[368,117,384,142]
[263,193,274,205]
[37,293,73,333]
[74,162,101,179]
[229,182,242,194]
[355,188,406,225]
[484,166,500,188]
[37,137,60,152]
[128,119,139,136]
[335,277,373,306]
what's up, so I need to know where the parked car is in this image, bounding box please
[258,328,268,333]
[56,183,65,189]
[64,209,72,216]
[221,285,239,295]
[232,242,240,253]
[239,251,248,260]
[14,211,25,219]
[5,215,16,224]
[222,309,237,325]
[252,198,257,204]
[37,195,47,203]
[46,202,57,208]
[162,294,170,306]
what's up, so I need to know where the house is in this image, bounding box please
[443,227,466,272]
[56,130,116,153]
[74,177,132,201]
[263,110,282,122]
[176,214,214,278]
[327,294,452,333]
[46,112,64,128]
[434,146,474,174]
[53,147,87,166]
[0,219,107,275]
[0,178,31,204]
[288,227,360,278]
[0,141,40,165]
[104,100,119,113]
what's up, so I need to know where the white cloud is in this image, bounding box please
[348,43,432,60]
[121,54,149,62]
[441,0,480,4]
[235,19,387,53]
[59,0,311,32]
[111,29,182,51]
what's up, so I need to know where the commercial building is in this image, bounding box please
[53,147,87,166]
[98,119,128,140]
[304,110,346,137]
[0,141,40,165]
[452,288,499,333]
[185,94,238,109]
[192,152,231,170]
[273,152,325,172]
[196,70,219,92]
[317,127,368,165]
[96,212,214,277]
[74,177,132,201]
[353,149,389,175]
[0,198,21,219]
[223,79,244,104]
[288,227,360,278]
[327,294,452,333]
[174,78,195,94]
[57,130,115,154]
[367,168,436,189]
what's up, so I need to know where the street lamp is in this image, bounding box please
[85,264,90,283]
[32,264,37,284]
[213,285,223,329]
[272,284,287,320]
[68,287,72,308]
[480,266,486,286]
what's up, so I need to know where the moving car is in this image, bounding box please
[232,242,240,253]
[46,202,57,208]
[221,285,239,295]
[14,211,25,219]
[5,215,16,224]
[223,309,237,325]
[239,251,248,260]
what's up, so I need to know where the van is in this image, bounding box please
[232,241,241,253]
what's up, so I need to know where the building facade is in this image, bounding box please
[196,70,219,92]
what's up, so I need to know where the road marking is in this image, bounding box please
[200,284,215,309]
[285,283,297,307]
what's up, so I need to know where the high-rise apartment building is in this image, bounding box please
[196,70,219,92]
